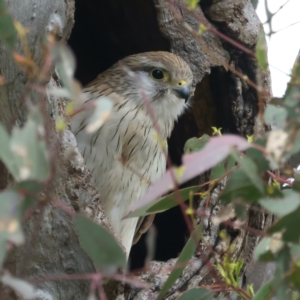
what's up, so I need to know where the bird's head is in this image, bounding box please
[106,51,193,127]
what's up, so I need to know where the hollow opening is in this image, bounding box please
[68,0,170,85]
[67,0,237,270]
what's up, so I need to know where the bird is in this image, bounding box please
[71,51,193,257]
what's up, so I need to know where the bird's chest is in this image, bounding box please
[121,122,166,184]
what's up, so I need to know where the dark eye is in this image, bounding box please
[152,69,164,80]
[149,69,169,82]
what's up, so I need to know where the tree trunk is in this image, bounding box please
[0,0,272,299]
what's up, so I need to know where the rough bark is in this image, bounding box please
[0,0,272,299]
[0,0,113,299]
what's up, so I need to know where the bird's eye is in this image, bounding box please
[150,69,169,82]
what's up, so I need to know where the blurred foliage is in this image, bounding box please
[0,0,17,51]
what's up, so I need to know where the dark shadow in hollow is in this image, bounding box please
[67,0,256,269]
[67,0,194,270]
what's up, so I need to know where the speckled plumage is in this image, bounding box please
[71,52,193,256]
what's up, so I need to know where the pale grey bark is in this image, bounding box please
[0,1,112,299]
[0,0,272,299]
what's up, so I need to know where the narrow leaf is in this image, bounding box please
[178,288,213,300]
[0,124,18,177]
[53,44,82,103]
[184,135,210,154]
[260,191,300,217]
[131,135,249,212]
[210,155,235,181]
[158,224,202,299]
[268,208,300,242]
[264,105,287,128]
[1,274,35,299]
[256,26,268,71]
[10,119,49,181]
[0,191,24,267]
[253,281,273,300]
[0,0,17,51]
[75,215,126,271]
[220,168,266,203]
[86,97,113,133]
[126,186,200,218]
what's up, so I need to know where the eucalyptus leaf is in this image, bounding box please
[264,105,287,128]
[260,191,300,217]
[0,124,18,177]
[13,180,43,216]
[253,281,273,300]
[0,0,17,51]
[268,207,300,243]
[53,43,82,103]
[256,26,268,70]
[246,139,269,172]
[85,97,113,133]
[177,288,213,300]
[75,215,126,271]
[220,168,266,203]
[0,191,24,267]
[1,274,35,299]
[210,155,235,181]
[10,119,49,181]
[126,186,200,218]
[184,135,210,154]
[254,236,282,261]
[132,135,249,212]
[158,224,203,300]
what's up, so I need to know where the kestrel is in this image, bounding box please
[71,51,193,257]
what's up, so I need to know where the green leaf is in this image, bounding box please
[184,135,210,154]
[260,190,300,217]
[0,191,24,268]
[74,215,126,271]
[256,26,268,71]
[0,124,18,176]
[210,155,235,181]
[289,266,300,291]
[0,119,49,182]
[283,54,300,121]
[126,186,200,218]
[10,119,49,181]
[268,207,300,243]
[264,105,287,128]
[53,44,82,103]
[220,154,267,203]
[0,0,17,51]
[290,244,300,262]
[254,236,283,261]
[1,274,35,299]
[85,97,113,134]
[134,135,249,212]
[13,180,43,216]
[246,139,269,172]
[271,247,291,299]
[158,224,202,300]
[177,288,213,300]
[239,156,266,194]
[253,281,273,300]
[220,168,266,203]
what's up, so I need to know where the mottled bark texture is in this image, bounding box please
[0,0,113,299]
[0,0,272,299]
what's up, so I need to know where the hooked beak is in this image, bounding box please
[172,85,190,103]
